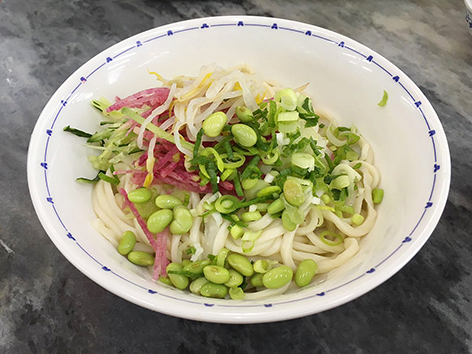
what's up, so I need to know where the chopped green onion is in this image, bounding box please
[98,172,119,185]
[352,163,362,169]
[331,175,350,189]
[320,230,343,246]
[193,128,204,159]
[277,111,299,122]
[215,195,240,214]
[256,186,281,198]
[241,211,262,222]
[185,246,196,255]
[241,156,261,179]
[321,194,330,204]
[63,125,92,138]
[220,168,236,181]
[242,230,262,253]
[230,224,244,239]
[233,172,244,197]
[274,88,298,111]
[336,204,354,214]
[351,214,365,225]
[377,90,389,107]
[206,161,219,194]
[222,152,246,169]
[292,153,315,171]
[372,188,384,204]
[242,178,258,190]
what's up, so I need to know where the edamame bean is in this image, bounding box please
[262,265,293,289]
[183,260,211,275]
[170,206,193,235]
[295,259,318,287]
[128,251,155,266]
[118,231,136,256]
[155,195,182,209]
[202,112,228,137]
[236,106,254,123]
[166,263,189,290]
[182,259,192,267]
[229,287,245,300]
[128,188,152,204]
[203,265,231,284]
[282,209,297,231]
[231,124,257,148]
[147,209,173,233]
[159,276,174,286]
[189,277,209,295]
[250,273,264,288]
[227,254,254,277]
[224,269,244,287]
[200,283,228,298]
[283,179,305,206]
[267,198,285,215]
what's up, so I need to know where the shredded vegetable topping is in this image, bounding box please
[67,64,383,300]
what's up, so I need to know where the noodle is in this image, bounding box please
[78,64,382,299]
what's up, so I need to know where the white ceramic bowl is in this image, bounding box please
[28,16,450,323]
[466,0,472,36]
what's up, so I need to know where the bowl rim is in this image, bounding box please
[27,15,451,323]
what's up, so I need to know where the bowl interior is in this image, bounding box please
[28,16,450,323]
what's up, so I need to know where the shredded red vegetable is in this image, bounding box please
[153,228,170,279]
[106,87,170,113]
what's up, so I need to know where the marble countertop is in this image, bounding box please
[2,0,472,353]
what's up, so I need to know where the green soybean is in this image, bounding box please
[182,259,192,267]
[189,277,209,295]
[283,179,305,207]
[267,198,285,215]
[127,251,155,266]
[295,259,318,287]
[227,254,254,277]
[250,273,264,288]
[155,195,182,209]
[128,188,152,204]
[202,112,228,137]
[200,283,228,298]
[183,260,211,276]
[232,124,257,148]
[236,106,254,123]
[159,276,174,286]
[224,269,244,287]
[147,209,173,233]
[203,265,231,284]
[229,286,245,300]
[167,263,189,290]
[170,206,193,235]
[262,265,293,289]
[118,231,136,256]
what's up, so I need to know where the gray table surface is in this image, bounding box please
[1,0,472,353]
